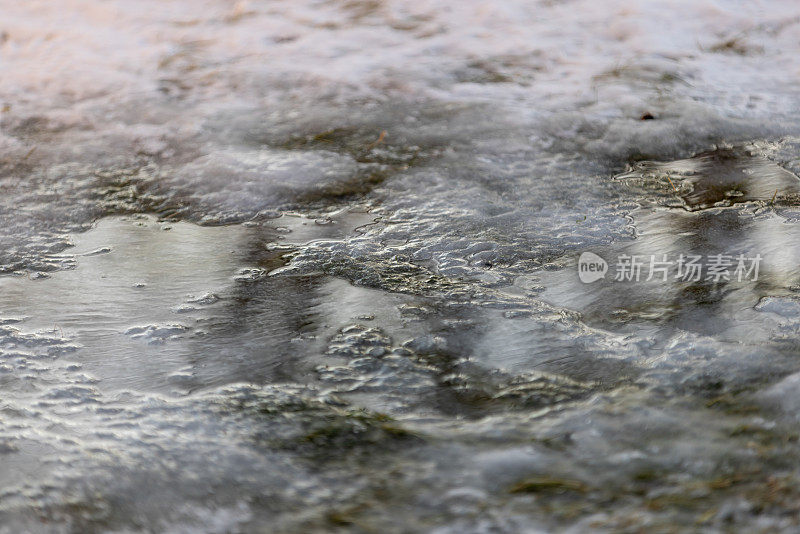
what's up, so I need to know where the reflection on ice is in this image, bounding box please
[4,0,800,530]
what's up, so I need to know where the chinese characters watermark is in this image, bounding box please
[578,252,761,283]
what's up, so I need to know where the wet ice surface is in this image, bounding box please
[4,0,800,532]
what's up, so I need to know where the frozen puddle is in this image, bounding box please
[0,212,377,393]
[6,0,800,527]
[4,165,800,532]
[0,212,435,531]
[0,215,258,392]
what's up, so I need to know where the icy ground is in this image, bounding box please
[3,0,800,532]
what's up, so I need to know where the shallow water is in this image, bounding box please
[4,0,800,532]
